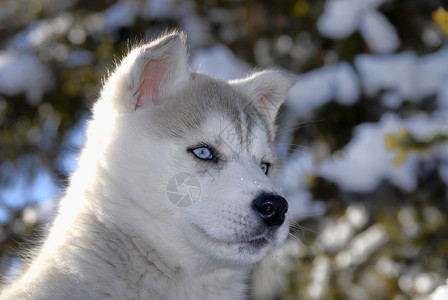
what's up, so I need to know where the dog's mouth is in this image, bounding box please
[243,236,270,249]
[191,224,270,250]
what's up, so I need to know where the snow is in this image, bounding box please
[405,111,448,141]
[359,9,400,53]
[7,2,139,48]
[277,150,326,220]
[438,78,448,108]
[417,48,448,97]
[143,0,175,19]
[380,92,403,109]
[0,51,53,105]
[286,62,359,118]
[104,1,138,32]
[286,69,334,117]
[333,62,360,105]
[355,52,416,99]
[318,114,420,192]
[318,0,387,34]
[318,112,448,192]
[318,0,367,38]
[8,14,73,51]
[288,47,448,118]
[356,48,448,101]
[280,149,315,193]
[429,282,448,300]
[318,0,399,54]
[191,45,249,81]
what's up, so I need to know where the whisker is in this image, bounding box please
[290,221,321,236]
[287,232,314,262]
[277,119,326,133]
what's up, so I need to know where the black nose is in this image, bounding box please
[252,192,288,227]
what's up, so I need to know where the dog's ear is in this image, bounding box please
[229,70,293,125]
[111,31,190,113]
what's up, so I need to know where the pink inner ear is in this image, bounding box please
[134,59,167,110]
[258,94,271,107]
[256,93,276,119]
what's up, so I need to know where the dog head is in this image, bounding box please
[91,31,293,265]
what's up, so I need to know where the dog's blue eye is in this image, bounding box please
[260,163,269,175]
[192,147,214,160]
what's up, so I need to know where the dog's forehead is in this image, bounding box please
[150,73,273,147]
[187,75,273,152]
[201,112,271,156]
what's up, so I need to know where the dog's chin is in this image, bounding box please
[186,223,288,265]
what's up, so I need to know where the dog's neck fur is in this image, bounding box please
[1,177,251,300]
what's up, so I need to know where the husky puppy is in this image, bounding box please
[0,31,292,300]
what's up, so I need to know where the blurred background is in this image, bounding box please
[0,0,448,299]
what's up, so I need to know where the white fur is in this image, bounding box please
[0,31,292,300]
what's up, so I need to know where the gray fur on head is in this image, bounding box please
[99,31,292,142]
